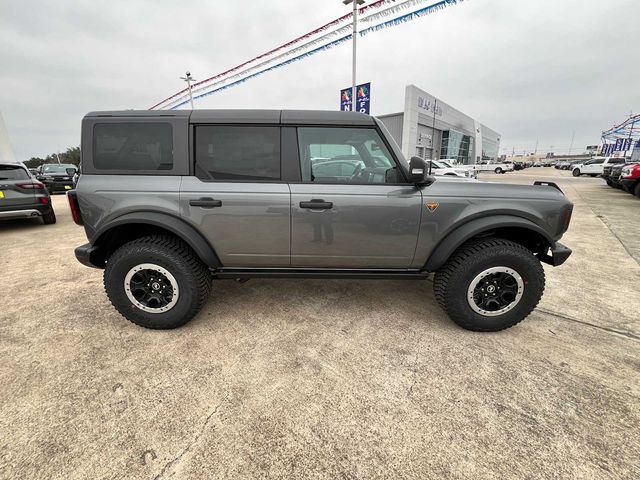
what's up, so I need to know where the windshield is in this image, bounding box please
[42,164,76,174]
[0,165,30,180]
[439,160,454,168]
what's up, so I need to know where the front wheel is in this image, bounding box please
[494,167,503,174]
[634,183,640,198]
[572,169,581,177]
[104,235,212,329]
[433,238,545,332]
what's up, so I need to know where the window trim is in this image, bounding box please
[192,124,285,183]
[289,125,411,185]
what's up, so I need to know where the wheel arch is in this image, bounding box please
[424,215,554,272]
[90,212,222,269]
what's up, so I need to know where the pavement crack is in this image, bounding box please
[153,400,224,480]
[538,307,640,341]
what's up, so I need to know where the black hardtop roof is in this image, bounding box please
[84,109,375,126]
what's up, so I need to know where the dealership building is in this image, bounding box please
[378,85,501,165]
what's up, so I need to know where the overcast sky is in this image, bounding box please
[1,0,638,160]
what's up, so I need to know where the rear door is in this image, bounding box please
[180,124,290,267]
[0,165,35,207]
[289,126,422,268]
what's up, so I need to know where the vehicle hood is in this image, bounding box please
[430,177,568,201]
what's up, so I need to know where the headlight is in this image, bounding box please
[621,168,631,177]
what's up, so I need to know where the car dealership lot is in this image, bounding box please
[1,170,639,479]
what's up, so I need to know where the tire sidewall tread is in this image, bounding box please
[103,235,211,329]
[433,238,545,332]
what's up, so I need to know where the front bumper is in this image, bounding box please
[75,243,103,269]
[620,178,638,192]
[42,179,74,192]
[539,242,572,266]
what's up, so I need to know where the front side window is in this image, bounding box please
[94,123,173,171]
[297,127,400,184]
[195,126,280,181]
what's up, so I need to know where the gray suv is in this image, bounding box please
[71,110,573,332]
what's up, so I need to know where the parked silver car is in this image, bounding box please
[0,162,56,224]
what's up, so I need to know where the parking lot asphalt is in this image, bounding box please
[1,168,639,480]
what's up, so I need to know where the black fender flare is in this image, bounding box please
[424,215,554,272]
[93,211,222,268]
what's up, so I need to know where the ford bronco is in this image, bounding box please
[70,110,573,331]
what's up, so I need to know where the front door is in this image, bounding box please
[180,125,290,267]
[290,126,422,268]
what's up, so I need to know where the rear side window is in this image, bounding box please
[93,123,173,171]
[195,126,280,181]
[0,165,29,180]
[610,158,625,164]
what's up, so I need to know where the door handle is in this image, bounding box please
[299,199,333,210]
[189,197,222,208]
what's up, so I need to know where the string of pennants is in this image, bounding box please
[150,0,466,110]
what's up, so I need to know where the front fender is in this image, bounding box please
[423,215,554,272]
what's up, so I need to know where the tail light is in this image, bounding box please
[67,190,83,225]
[16,181,45,189]
[563,205,573,232]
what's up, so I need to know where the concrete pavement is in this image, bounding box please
[1,168,638,480]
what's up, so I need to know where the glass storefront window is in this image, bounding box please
[482,137,499,162]
[440,130,472,164]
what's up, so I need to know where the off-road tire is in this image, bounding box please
[572,169,581,177]
[104,235,212,329]
[433,238,545,332]
[634,182,640,198]
[42,209,56,225]
[605,179,614,187]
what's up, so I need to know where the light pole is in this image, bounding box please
[342,0,365,111]
[180,71,196,110]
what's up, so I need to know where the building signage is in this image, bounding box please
[340,83,371,114]
[623,138,632,151]
[602,143,616,155]
[417,96,443,116]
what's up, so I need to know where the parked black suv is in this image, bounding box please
[37,163,77,193]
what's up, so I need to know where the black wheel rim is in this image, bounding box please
[467,267,524,317]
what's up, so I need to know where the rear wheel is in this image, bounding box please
[104,235,212,329]
[494,167,503,174]
[433,238,545,332]
[572,169,581,177]
[42,209,56,225]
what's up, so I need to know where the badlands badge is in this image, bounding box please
[426,202,439,212]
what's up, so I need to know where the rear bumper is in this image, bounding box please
[0,202,52,221]
[539,242,572,266]
[75,243,103,269]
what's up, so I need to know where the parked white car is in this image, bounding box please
[447,159,514,174]
[571,157,626,177]
[426,159,476,178]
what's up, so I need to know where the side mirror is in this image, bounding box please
[408,156,434,185]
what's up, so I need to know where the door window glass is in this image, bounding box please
[297,127,401,184]
[195,126,280,181]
